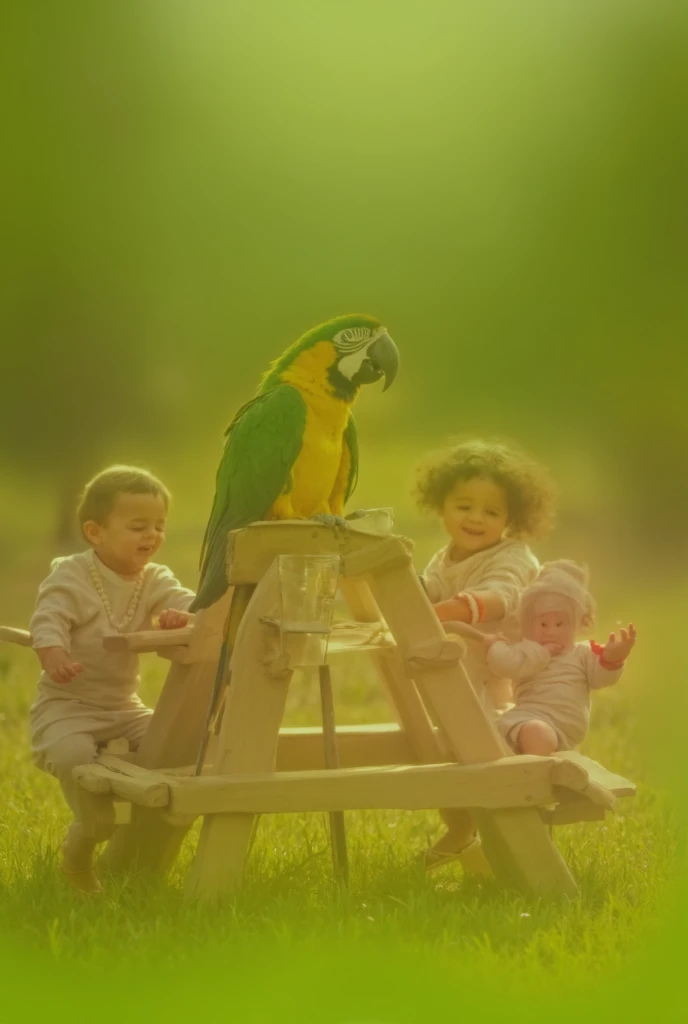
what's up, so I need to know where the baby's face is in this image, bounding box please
[85,492,167,576]
[441,475,508,560]
[525,608,577,654]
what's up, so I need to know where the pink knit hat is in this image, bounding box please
[520,559,596,630]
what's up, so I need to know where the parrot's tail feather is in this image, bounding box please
[190,578,227,613]
[190,532,231,612]
[194,584,256,775]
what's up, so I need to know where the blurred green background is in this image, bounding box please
[1,0,686,589]
[0,1,686,1019]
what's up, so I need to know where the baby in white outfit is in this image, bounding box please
[30,465,195,893]
[485,560,636,755]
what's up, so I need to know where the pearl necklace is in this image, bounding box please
[88,560,145,632]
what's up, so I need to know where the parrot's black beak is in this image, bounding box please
[358,332,399,391]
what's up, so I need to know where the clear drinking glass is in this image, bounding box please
[360,507,394,535]
[278,554,341,666]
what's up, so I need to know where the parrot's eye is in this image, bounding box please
[334,327,372,351]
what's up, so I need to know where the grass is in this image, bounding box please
[0,464,685,1021]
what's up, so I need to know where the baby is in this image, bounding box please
[415,437,556,707]
[485,560,636,755]
[30,465,195,893]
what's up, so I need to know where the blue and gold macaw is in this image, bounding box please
[191,314,399,611]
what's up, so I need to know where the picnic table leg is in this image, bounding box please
[319,664,349,883]
[185,562,292,902]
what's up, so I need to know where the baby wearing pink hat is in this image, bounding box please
[484,560,636,755]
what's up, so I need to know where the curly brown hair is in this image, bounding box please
[413,437,556,539]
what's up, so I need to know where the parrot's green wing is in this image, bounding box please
[343,413,358,503]
[192,384,307,610]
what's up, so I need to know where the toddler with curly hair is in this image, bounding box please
[414,437,556,707]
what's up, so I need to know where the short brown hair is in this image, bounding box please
[413,437,556,539]
[77,465,170,527]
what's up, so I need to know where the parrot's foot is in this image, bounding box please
[310,513,350,533]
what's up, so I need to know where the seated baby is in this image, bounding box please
[484,560,636,755]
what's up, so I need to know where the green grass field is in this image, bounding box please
[0,466,685,1022]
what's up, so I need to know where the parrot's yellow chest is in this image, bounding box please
[286,395,349,516]
[266,346,354,520]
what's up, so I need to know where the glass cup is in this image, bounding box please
[278,554,341,666]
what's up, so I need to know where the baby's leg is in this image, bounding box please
[118,710,153,754]
[44,732,103,891]
[515,719,559,756]
[44,732,98,822]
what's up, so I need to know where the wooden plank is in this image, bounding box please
[327,637,396,656]
[76,789,117,841]
[103,625,195,653]
[338,575,484,869]
[136,597,233,772]
[554,750,636,797]
[276,723,415,771]
[548,757,593,793]
[114,801,131,825]
[366,559,578,897]
[548,758,616,811]
[0,626,31,646]
[98,592,234,877]
[73,766,111,794]
[166,723,413,776]
[96,754,181,788]
[170,756,560,816]
[226,521,382,585]
[543,800,608,826]
[73,763,170,808]
[160,811,198,828]
[155,646,195,664]
[77,755,174,800]
[103,738,130,756]
[185,559,293,902]
[341,536,414,578]
[337,579,451,764]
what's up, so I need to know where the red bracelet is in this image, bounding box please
[590,640,625,670]
[456,591,479,623]
[599,654,626,670]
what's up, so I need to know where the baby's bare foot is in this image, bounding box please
[61,828,103,895]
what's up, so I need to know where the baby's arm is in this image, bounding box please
[587,624,636,689]
[148,565,196,629]
[30,566,84,684]
[434,550,537,624]
[434,591,508,624]
[35,647,84,684]
[486,639,551,680]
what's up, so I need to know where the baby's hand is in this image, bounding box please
[543,641,564,655]
[603,623,636,664]
[483,632,509,649]
[157,609,192,630]
[36,646,84,685]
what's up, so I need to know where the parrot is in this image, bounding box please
[190,313,399,612]
[189,313,399,774]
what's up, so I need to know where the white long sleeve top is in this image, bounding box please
[487,638,624,745]
[30,549,195,711]
[423,537,539,638]
[421,537,539,693]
